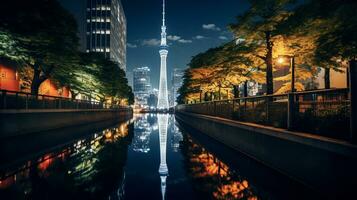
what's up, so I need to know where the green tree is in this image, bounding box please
[229,0,294,94]
[0,0,80,95]
[281,0,357,88]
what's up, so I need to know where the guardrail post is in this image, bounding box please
[350,60,356,143]
[25,94,28,109]
[2,91,6,109]
[265,96,269,123]
[214,101,217,116]
[58,98,62,109]
[287,93,295,130]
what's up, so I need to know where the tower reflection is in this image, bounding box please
[158,114,169,200]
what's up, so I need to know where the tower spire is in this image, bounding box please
[160,0,167,47]
[162,0,165,26]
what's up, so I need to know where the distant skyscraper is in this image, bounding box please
[171,68,184,106]
[126,71,133,89]
[59,0,126,71]
[133,66,151,106]
[157,0,169,109]
[85,0,127,71]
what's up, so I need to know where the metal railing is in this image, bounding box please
[177,89,350,140]
[0,90,130,110]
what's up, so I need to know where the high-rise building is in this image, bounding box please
[157,0,169,109]
[171,68,184,106]
[86,0,126,71]
[59,0,127,71]
[126,71,133,89]
[133,66,151,106]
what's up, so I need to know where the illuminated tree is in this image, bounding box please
[229,0,295,94]
[280,0,357,88]
[0,0,79,95]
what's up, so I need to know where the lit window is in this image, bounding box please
[100,49,104,52]
[106,30,110,34]
[86,50,90,53]
[105,48,110,52]
[86,19,90,23]
[106,18,111,22]
[96,48,101,52]
[101,30,105,34]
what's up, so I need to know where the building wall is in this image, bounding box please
[0,64,20,91]
[39,79,70,98]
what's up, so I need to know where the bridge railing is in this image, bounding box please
[177,89,350,140]
[0,90,130,110]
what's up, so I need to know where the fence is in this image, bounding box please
[0,90,129,110]
[177,89,350,140]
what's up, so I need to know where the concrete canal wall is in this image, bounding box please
[0,109,132,138]
[176,111,357,197]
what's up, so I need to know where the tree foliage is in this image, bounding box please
[178,0,355,104]
[0,0,133,105]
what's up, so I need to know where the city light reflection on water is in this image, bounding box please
[1,114,295,200]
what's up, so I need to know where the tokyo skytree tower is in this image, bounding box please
[157,0,169,109]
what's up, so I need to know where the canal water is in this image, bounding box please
[0,114,320,200]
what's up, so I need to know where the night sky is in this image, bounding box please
[60,0,250,88]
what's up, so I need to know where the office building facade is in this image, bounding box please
[133,66,151,106]
[86,0,126,71]
[59,0,127,71]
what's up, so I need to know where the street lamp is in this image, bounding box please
[277,55,296,92]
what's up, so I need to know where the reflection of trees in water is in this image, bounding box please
[0,122,134,200]
[180,134,259,200]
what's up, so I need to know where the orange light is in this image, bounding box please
[277,57,285,64]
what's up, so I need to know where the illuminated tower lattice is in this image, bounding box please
[158,114,169,200]
[157,0,169,109]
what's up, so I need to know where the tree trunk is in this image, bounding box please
[31,67,46,95]
[243,81,248,97]
[265,31,274,95]
[218,86,221,100]
[233,85,240,98]
[70,90,78,100]
[204,92,209,101]
[199,90,202,102]
[350,59,357,143]
[347,67,350,89]
[324,67,331,89]
[30,62,51,95]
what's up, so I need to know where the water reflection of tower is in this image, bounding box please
[158,114,169,200]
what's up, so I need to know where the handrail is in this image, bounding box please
[0,89,131,110]
[176,88,350,140]
[184,88,349,105]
